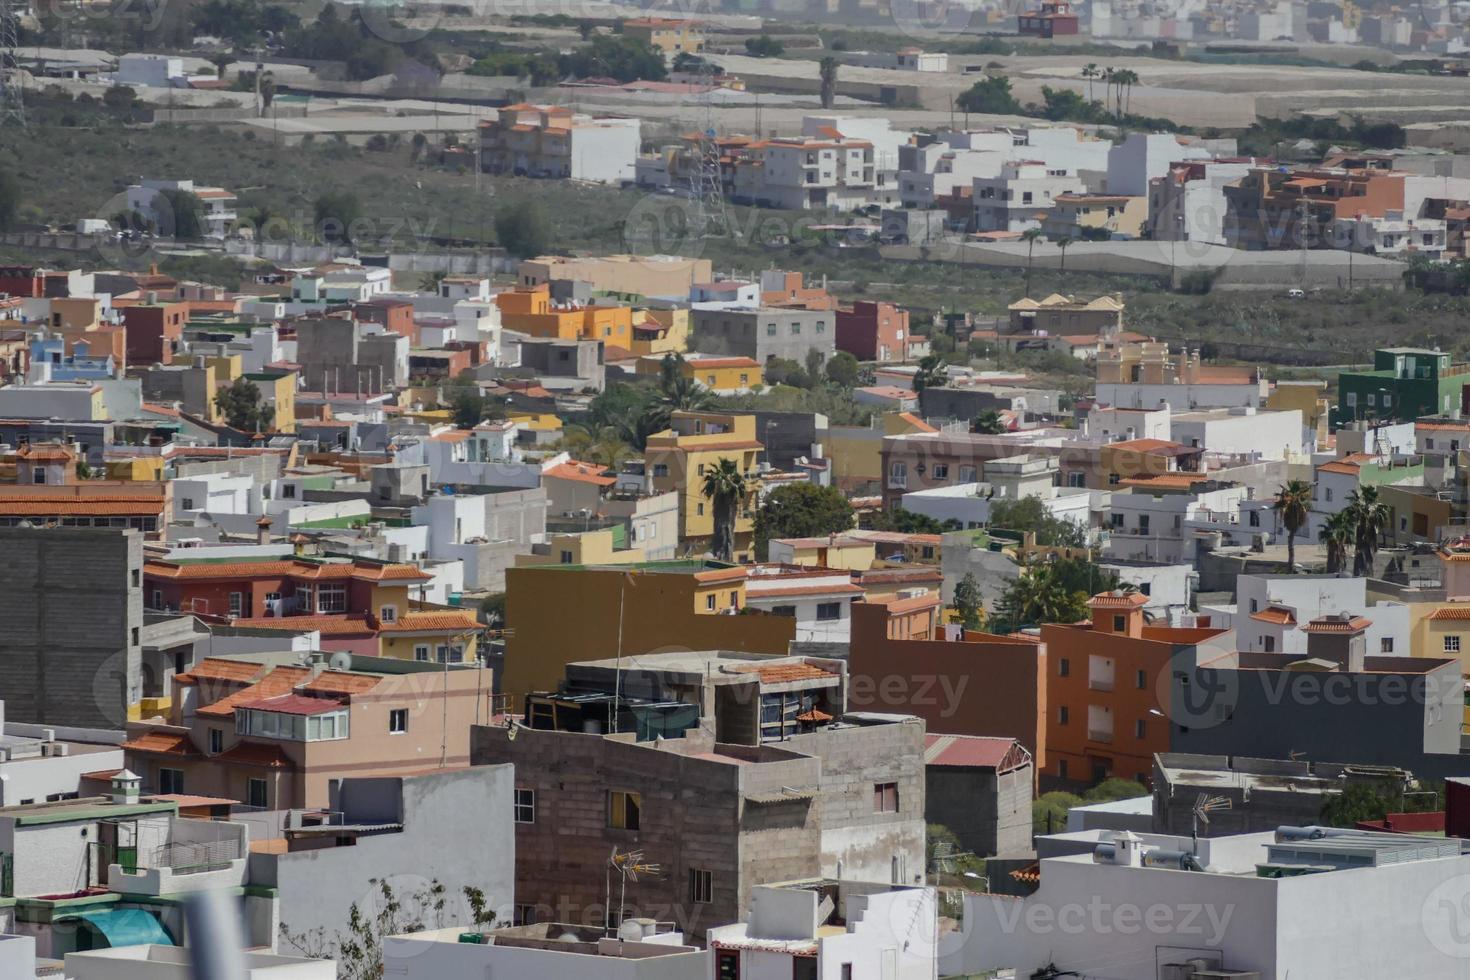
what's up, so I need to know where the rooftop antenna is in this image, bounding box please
[604,847,664,934]
[1192,793,1232,853]
[0,0,24,127]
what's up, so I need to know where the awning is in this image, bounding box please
[66,908,175,948]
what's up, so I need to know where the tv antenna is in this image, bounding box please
[604,848,664,934]
[0,0,24,127]
[1191,793,1232,852]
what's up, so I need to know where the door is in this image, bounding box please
[716,950,740,980]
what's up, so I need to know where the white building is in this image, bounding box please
[1170,407,1307,461]
[1087,405,1171,443]
[973,161,1087,233]
[480,104,641,184]
[115,53,185,88]
[1330,212,1447,258]
[66,946,334,980]
[737,135,880,211]
[1020,126,1114,177]
[0,709,125,807]
[1097,560,1194,625]
[172,472,257,519]
[743,565,865,642]
[708,882,938,980]
[386,923,705,979]
[125,179,238,239]
[903,482,1093,530]
[1105,483,1249,563]
[1148,160,1257,245]
[1234,574,1409,656]
[945,826,1470,979]
[1095,379,1269,410]
[1106,132,1213,197]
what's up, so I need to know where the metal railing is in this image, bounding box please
[151,838,240,875]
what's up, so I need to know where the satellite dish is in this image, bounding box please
[328,651,353,672]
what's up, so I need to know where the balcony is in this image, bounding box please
[1087,728,1114,744]
[1087,678,1114,693]
[108,830,248,897]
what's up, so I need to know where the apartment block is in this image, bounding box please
[644,411,764,558]
[479,104,640,184]
[690,307,836,366]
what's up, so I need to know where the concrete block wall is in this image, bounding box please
[0,528,141,729]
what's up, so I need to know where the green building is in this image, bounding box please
[1337,348,1466,425]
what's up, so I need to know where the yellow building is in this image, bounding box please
[632,308,690,356]
[1267,380,1330,445]
[766,534,875,569]
[828,411,937,494]
[622,17,706,55]
[645,411,763,560]
[636,354,762,394]
[509,412,563,438]
[501,561,792,704]
[495,284,634,347]
[1041,194,1148,240]
[105,455,167,481]
[376,608,483,663]
[1381,484,1453,545]
[244,370,298,433]
[516,527,645,567]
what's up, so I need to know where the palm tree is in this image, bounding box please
[1319,510,1355,575]
[701,456,748,562]
[1113,68,1139,118]
[1346,485,1391,576]
[1021,227,1045,297]
[1271,480,1313,573]
[419,270,447,292]
[819,57,839,110]
[1081,62,1099,102]
[1101,66,1116,114]
[211,53,232,83]
[912,353,947,393]
[973,409,1006,434]
[996,561,1088,631]
[1056,236,1073,276]
[649,353,716,431]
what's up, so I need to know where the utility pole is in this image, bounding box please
[0,0,25,127]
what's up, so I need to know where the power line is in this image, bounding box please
[0,0,24,127]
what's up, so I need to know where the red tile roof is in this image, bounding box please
[301,671,382,695]
[1249,606,1296,625]
[145,558,430,583]
[733,662,836,684]
[0,495,165,516]
[235,693,348,716]
[1089,591,1148,609]
[378,610,481,633]
[1302,615,1372,633]
[543,461,616,486]
[215,741,294,769]
[175,658,266,684]
[925,734,1029,772]
[121,731,198,756]
[227,614,377,636]
[1427,605,1470,621]
[196,666,312,718]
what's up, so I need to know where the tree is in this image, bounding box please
[259,71,276,112]
[825,350,860,387]
[157,188,205,240]
[1084,777,1149,803]
[214,378,275,432]
[990,495,1086,548]
[753,483,855,559]
[495,199,551,260]
[993,560,1089,632]
[1115,68,1139,117]
[1081,62,1099,101]
[972,409,1006,434]
[912,353,947,393]
[818,56,839,110]
[1319,509,1355,575]
[952,572,983,630]
[0,171,19,233]
[448,386,486,428]
[314,191,361,244]
[1033,791,1083,834]
[701,456,748,562]
[1056,235,1073,275]
[1021,227,1044,298]
[871,507,958,535]
[559,35,667,83]
[210,52,232,81]
[102,85,136,111]
[1272,480,1314,572]
[653,353,717,426]
[744,34,784,57]
[955,74,1020,115]
[1345,485,1391,576]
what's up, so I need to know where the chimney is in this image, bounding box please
[110,770,142,805]
[256,516,273,545]
[1303,613,1369,672]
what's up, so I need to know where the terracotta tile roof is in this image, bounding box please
[378,610,481,633]
[681,439,764,451]
[1118,472,1211,490]
[196,666,312,718]
[693,566,748,585]
[121,731,198,756]
[747,583,865,599]
[1427,605,1470,621]
[1416,420,1470,432]
[925,734,1029,771]
[228,613,377,636]
[795,708,833,723]
[543,461,616,486]
[733,662,836,684]
[174,658,266,684]
[0,496,165,516]
[1249,606,1297,625]
[855,568,944,585]
[14,444,75,461]
[145,559,430,583]
[1317,460,1363,475]
[1302,615,1372,633]
[301,671,382,695]
[896,412,937,433]
[1089,590,1148,609]
[1108,437,1195,455]
[235,693,347,716]
[215,741,294,769]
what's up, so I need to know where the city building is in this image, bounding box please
[973,161,1087,233]
[690,307,836,366]
[479,104,641,184]
[644,411,764,558]
[834,300,916,362]
[1017,0,1079,36]
[621,17,705,55]
[384,922,707,979]
[924,733,1033,857]
[1337,347,1469,424]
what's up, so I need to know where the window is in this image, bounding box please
[1135,719,1146,739]
[159,768,184,794]
[696,502,705,517]
[282,483,297,499]
[1381,638,1394,653]
[229,592,244,618]
[1058,657,1070,677]
[609,790,641,830]
[514,788,535,824]
[31,467,44,485]
[889,461,907,487]
[771,605,797,617]
[296,585,313,612]
[151,589,163,609]
[729,591,739,608]
[182,497,195,511]
[1325,488,1334,502]
[514,904,538,927]
[209,728,223,754]
[414,645,430,662]
[933,464,949,480]
[247,778,268,809]
[379,605,397,624]
[688,868,713,904]
[389,709,408,734]
[1249,598,1259,613]
[816,602,842,621]
[706,593,716,611]
[1059,705,1069,725]
[790,323,801,335]
[559,550,574,564]
[653,463,669,477]
[1136,669,1147,689]
[317,583,347,613]
[1113,615,1125,632]
[1264,635,1275,652]
[1446,636,1461,653]
[873,782,899,813]
[1058,759,1068,779]
[766,323,777,336]
[959,465,977,483]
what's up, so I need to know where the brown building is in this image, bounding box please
[119,299,188,366]
[1224,167,1409,250]
[121,652,487,809]
[848,596,1049,773]
[472,650,927,938]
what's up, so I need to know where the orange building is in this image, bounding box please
[495,284,634,347]
[1041,592,1233,785]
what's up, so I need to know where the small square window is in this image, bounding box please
[609,790,641,830]
[1059,657,1070,677]
[1059,705,1069,725]
[389,709,408,734]
[514,788,535,824]
[1446,636,1461,653]
[209,728,223,754]
[873,782,899,813]
[688,868,713,904]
